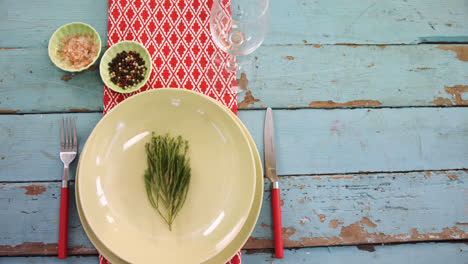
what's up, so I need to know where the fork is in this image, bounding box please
[58,117,77,259]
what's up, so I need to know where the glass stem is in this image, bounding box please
[226,54,238,73]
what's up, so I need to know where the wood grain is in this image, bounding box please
[0,171,466,255]
[1,0,468,47]
[1,108,467,181]
[1,243,468,263]
[240,45,468,109]
[2,45,468,112]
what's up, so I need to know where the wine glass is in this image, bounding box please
[210,0,269,92]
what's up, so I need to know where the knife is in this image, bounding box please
[264,107,283,258]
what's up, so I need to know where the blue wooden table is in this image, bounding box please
[1,0,468,263]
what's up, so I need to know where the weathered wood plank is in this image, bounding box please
[2,45,468,113]
[0,0,109,48]
[0,171,466,255]
[246,171,468,249]
[2,0,468,48]
[0,182,95,256]
[2,243,468,263]
[0,113,101,182]
[238,108,468,175]
[243,243,468,264]
[265,0,468,45]
[241,45,468,109]
[1,108,467,181]
[0,48,104,113]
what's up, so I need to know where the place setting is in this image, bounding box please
[47,0,282,263]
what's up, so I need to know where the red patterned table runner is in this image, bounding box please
[100,0,240,263]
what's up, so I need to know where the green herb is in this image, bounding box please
[144,133,191,231]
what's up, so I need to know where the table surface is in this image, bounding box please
[1,0,468,263]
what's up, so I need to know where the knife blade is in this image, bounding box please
[264,107,279,184]
[264,107,284,259]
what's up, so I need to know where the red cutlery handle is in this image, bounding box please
[58,187,69,259]
[272,187,284,258]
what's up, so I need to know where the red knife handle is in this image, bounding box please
[58,187,69,259]
[272,187,284,258]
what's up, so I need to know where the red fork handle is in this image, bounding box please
[58,187,69,259]
[272,187,284,258]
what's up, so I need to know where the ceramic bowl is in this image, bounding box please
[99,41,152,93]
[48,22,101,72]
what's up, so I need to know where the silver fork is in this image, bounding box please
[58,117,77,259]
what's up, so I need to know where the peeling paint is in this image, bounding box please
[445,85,468,105]
[430,97,453,106]
[318,214,325,223]
[244,218,468,249]
[437,46,468,61]
[19,185,46,195]
[238,91,260,108]
[61,64,98,82]
[446,174,458,180]
[236,72,248,91]
[456,222,468,226]
[360,217,377,228]
[300,217,311,226]
[336,43,358,48]
[308,100,382,108]
[61,74,74,82]
[70,108,90,112]
[329,219,340,229]
[0,110,19,114]
[284,56,295,60]
[357,244,376,252]
[328,176,353,179]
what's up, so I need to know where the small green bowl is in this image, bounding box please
[48,22,102,72]
[99,41,152,94]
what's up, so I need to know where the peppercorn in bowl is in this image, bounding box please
[100,41,152,93]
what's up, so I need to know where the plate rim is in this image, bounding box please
[77,88,257,263]
[75,112,263,264]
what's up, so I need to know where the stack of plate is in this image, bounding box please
[76,89,263,264]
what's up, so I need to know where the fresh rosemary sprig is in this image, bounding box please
[144,133,191,231]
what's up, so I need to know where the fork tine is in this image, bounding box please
[61,117,64,151]
[68,117,72,150]
[66,117,70,150]
[73,118,77,151]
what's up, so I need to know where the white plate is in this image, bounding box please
[78,89,256,263]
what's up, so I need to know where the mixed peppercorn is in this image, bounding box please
[108,51,147,89]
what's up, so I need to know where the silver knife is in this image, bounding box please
[264,107,284,258]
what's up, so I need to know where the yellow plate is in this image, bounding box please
[77,89,256,264]
[75,107,263,264]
